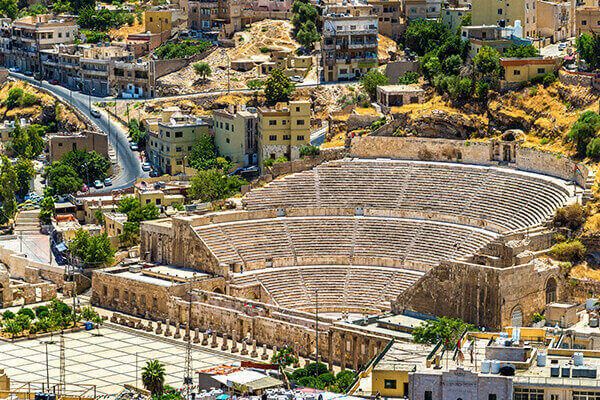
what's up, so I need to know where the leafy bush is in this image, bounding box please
[397,71,419,85]
[189,169,247,202]
[360,69,389,100]
[532,312,544,323]
[34,305,50,319]
[2,310,14,320]
[587,137,600,159]
[299,145,320,157]
[549,240,586,262]
[17,308,35,319]
[567,111,600,157]
[154,40,212,59]
[413,316,474,346]
[81,29,110,44]
[553,204,586,231]
[259,47,270,53]
[78,7,132,31]
[263,155,288,167]
[247,79,264,90]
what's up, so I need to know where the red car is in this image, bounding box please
[49,79,59,85]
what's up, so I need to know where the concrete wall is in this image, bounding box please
[265,146,349,178]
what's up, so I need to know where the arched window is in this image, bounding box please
[511,306,523,327]
[546,277,557,303]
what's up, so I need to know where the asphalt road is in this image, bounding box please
[10,72,147,193]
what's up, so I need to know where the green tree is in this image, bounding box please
[247,79,264,90]
[299,145,320,157]
[549,240,586,262]
[61,150,110,184]
[412,316,473,346]
[504,44,539,58]
[404,19,451,56]
[39,196,55,225]
[45,162,83,196]
[154,40,212,59]
[397,71,419,85]
[9,124,45,159]
[189,169,247,202]
[193,62,212,81]
[473,46,501,78]
[34,305,50,319]
[271,346,298,368]
[360,69,389,100]
[4,88,23,109]
[128,119,147,147]
[296,20,320,49]
[576,33,600,69]
[68,230,114,268]
[142,359,166,395]
[0,0,18,19]
[15,157,34,198]
[264,69,295,105]
[17,307,35,319]
[0,156,17,226]
[188,134,219,170]
[119,221,141,248]
[568,111,600,157]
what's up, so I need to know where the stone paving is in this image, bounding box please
[0,324,241,395]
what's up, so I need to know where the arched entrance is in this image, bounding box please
[546,277,557,304]
[213,287,224,294]
[511,306,523,327]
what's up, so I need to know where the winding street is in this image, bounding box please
[9,72,148,193]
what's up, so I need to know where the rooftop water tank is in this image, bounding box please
[537,352,547,367]
[574,352,584,366]
[491,360,501,374]
[481,359,491,374]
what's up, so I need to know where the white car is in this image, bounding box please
[90,109,101,118]
[290,75,304,83]
[558,43,567,51]
[142,162,152,171]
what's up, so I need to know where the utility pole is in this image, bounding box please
[43,341,50,391]
[315,289,319,371]
[59,333,65,395]
[183,276,196,399]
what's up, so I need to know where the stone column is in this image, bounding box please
[328,332,334,371]
[155,321,163,335]
[147,321,153,332]
[231,331,239,353]
[194,328,201,344]
[174,324,181,339]
[221,334,229,351]
[352,336,360,371]
[211,332,218,348]
[241,340,248,355]
[261,344,268,360]
[164,319,172,337]
[340,333,346,371]
[250,340,258,357]
[184,323,190,342]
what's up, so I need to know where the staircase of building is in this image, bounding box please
[14,209,40,234]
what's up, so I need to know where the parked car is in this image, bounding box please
[104,178,112,186]
[142,162,152,171]
[49,79,59,85]
[94,180,104,189]
[24,71,33,76]
[558,43,567,51]
[8,67,20,73]
[150,170,160,177]
[90,109,101,118]
[130,142,139,151]
[290,75,304,83]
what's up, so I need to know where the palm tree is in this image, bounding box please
[193,62,212,82]
[142,359,165,395]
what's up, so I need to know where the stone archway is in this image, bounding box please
[213,287,224,294]
[546,276,558,304]
[511,305,523,327]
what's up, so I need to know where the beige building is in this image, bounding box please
[257,101,311,163]
[472,0,537,38]
[213,106,258,167]
[6,14,78,74]
[575,6,600,35]
[442,6,470,32]
[367,0,404,39]
[404,0,442,19]
[321,2,379,82]
[376,84,425,108]
[500,57,560,85]
[537,0,572,42]
[47,130,109,162]
[147,107,212,175]
[461,25,516,58]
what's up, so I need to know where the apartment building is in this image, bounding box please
[213,105,258,167]
[575,5,600,34]
[187,0,243,36]
[472,0,538,38]
[5,14,78,74]
[404,0,442,20]
[367,0,403,39]
[257,100,311,163]
[321,1,378,82]
[461,25,530,58]
[442,5,470,32]
[110,60,155,99]
[147,107,212,175]
[537,0,572,42]
[47,130,109,161]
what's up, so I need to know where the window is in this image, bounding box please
[488,395,497,400]
[269,120,277,126]
[283,134,291,140]
[424,391,432,400]
[537,68,545,74]
[175,132,183,138]
[297,119,305,125]
[176,147,182,152]
[166,131,171,137]
[103,285,108,296]
[383,380,396,389]
[497,8,502,14]
[514,70,521,76]
[226,138,230,143]
[514,388,544,400]
[269,135,277,141]
[297,135,305,141]
[582,20,587,26]
[296,107,300,112]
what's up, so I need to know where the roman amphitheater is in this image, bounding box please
[91,136,593,370]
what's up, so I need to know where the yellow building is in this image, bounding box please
[135,185,185,207]
[257,101,311,163]
[500,57,560,84]
[147,107,212,175]
[145,9,174,33]
[104,212,127,247]
[472,0,537,38]
[213,106,258,167]
[575,6,600,35]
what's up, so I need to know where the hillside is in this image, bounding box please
[157,20,307,95]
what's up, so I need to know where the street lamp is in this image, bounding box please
[88,87,96,111]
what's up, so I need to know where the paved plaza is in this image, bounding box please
[0,325,241,395]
